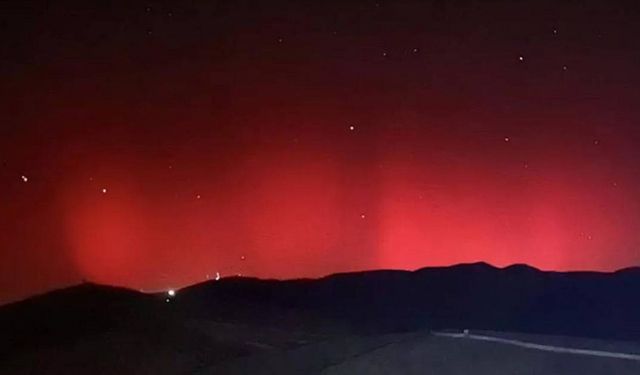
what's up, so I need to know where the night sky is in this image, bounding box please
[2,0,640,303]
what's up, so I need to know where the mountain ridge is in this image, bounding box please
[8,261,638,306]
[3,261,640,348]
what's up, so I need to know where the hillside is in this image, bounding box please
[3,263,640,374]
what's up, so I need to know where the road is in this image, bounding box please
[203,330,640,374]
[432,331,640,361]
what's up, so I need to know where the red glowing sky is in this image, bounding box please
[2,1,640,303]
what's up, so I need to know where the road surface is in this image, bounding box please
[203,331,640,374]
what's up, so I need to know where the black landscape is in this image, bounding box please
[3,262,640,374]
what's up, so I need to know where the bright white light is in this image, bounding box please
[101,188,107,194]
[21,175,28,182]
[518,55,524,61]
[215,272,221,281]
[349,125,355,131]
[167,289,176,296]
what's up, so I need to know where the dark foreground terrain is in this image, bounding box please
[203,331,640,375]
[2,263,640,374]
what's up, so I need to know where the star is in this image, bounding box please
[277,37,283,43]
[349,125,355,131]
[504,136,510,142]
[167,289,176,296]
[562,65,568,71]
[382,51,388,57]
[196,194,201,199]
[360,213,366,219]
[518,55,524,62]
[240,255,246,261]
[412,48,419,53]
[593,139,600,145]
[553,28,558,35]
[20,175,28,183]
[101,188,107,194]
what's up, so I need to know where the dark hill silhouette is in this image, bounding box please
[175,262,640,338]
[0,283,166,360]
[3,262,640,367]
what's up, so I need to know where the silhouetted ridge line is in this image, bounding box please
[3,262,640,343]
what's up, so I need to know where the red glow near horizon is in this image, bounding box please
[2,1,640,303]
[50,110,638,293]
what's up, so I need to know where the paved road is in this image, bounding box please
[203,331,640,374]
[432,331,640,361]
[322,333,640,375]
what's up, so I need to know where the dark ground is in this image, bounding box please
[3,263,640,374]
